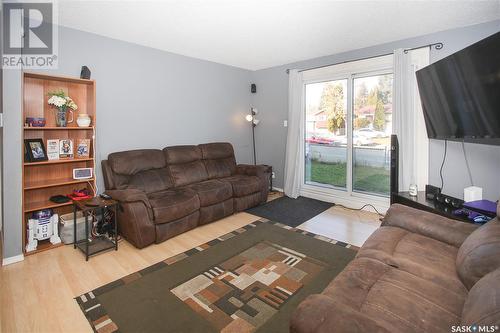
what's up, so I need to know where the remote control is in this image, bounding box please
[100,193,112,200]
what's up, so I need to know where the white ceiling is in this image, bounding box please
[58,0,500,70]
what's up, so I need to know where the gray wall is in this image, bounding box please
[52,26,254,191]
[2,26,253,259]
[250,20,500,200]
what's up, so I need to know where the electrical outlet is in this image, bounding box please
[271,172,276,179]
[283,120,288,127]
[0,114,3,127]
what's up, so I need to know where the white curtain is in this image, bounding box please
[284,69,304,198]
[393,47,430,191]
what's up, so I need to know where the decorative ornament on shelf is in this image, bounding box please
[76,113,91,127]
[409,184,418,197]
[48,90,78,127]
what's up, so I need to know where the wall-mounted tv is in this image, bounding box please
[416,31,500,144]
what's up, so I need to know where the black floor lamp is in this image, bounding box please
[246,107,260,165]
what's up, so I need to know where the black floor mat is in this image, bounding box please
[246,196,335,227]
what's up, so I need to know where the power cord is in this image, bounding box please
[336,203,385,218]
[439,139,448,191]
[461,140,473,186]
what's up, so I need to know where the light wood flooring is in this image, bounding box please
[0,194,380,333]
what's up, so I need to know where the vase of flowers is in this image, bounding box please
[48,90,78,127]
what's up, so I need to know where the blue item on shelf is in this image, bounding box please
[463,200,497,217]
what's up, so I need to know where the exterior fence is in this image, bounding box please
[307,143,390,169]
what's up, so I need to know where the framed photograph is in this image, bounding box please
[59,139,74,159]
[46,139,59,160]
[24,145,29,162]
[24,139,48,162]
[76,139,90,158]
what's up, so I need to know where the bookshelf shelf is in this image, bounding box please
[24,241,64,256]
[25,177,95,190]
[24,200,73,213]
[24,126,94,130]
[24,157,93,166]
[22,72,96,255]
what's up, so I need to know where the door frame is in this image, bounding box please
[300,55,394,212]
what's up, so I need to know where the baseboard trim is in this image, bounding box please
[271,187,284,192]
[300,187,390,214]
[2,254,24,266]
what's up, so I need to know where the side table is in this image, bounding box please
[73,197,118,261]
[391,191,470,223]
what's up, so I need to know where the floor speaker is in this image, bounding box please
[390,134,399,203]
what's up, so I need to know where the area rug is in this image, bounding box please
[76,219,356,333]
[246,196,335,227]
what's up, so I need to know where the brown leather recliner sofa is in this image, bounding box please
[291,203,500,333]
[101,142,270,248]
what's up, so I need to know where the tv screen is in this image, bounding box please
[416,31,500,142]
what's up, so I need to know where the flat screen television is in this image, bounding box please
[416,31,500,144]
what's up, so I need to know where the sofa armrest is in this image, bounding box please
[105,188,151,208]
[382,204,478,247]
[236,164,271,204]
[104,189,156,248]
[290,294,391,333]
[236,164,271,177]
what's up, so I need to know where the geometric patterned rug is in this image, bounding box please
[76,218,357,333]
[171,241,326,332]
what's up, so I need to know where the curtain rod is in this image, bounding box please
[285,42,443,74]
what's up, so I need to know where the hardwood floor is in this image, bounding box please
[298,205,382,247]
[0,196,380,333]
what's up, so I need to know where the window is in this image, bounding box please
[302,55,393,203]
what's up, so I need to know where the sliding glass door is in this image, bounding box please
[305,79,348,188]
[302,56,393,202]
[352,74,393,195]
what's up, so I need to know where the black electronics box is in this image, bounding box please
[425,184,441,200]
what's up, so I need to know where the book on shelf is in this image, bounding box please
[59,139,74,159]
[47,139,59,160]
[76,139,90,158]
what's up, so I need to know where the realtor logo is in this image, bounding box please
[2,1,58,68]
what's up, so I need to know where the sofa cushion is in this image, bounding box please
[127,167,173,194]
[169,161,209,187]
[108,149,165,175]
[155,212,200,244]
[199,142,234,160]
[203,158,236,179]
[357,226,467,295]
[164,145,203,164]
[322,257,466,333]
[233,192,262,212]
[291,294,392,333]
[164,146,209,186]
[185,179,232,207]
[461,268,500,326]
[382,204,477,247]
[221,175,261,197]
[148,189,200,224]
[199,142,236,179]
[199,199,234,225]
[456,219,500,290]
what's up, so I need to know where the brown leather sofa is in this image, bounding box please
[291,203,500,333]
[101,142,270,248]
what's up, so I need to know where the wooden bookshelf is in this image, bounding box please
[22,72,96,255]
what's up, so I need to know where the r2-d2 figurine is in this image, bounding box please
[26,209,61,252]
